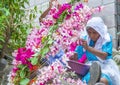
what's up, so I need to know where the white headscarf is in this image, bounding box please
[86,17,111,61]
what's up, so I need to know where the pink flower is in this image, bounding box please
[15,48,34,64]
[53,13,59,19]
[12,59,21,66]
[70,42,77,51]
[12,67,19,73]
[66,14,71,20]
[12,50,18,57]
[49,8,57,15]
[53,3,71,19]
[40,83,45,85]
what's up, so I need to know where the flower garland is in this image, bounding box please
[8,1,102,85]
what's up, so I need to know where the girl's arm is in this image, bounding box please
[86,46,107,60]
[81,39,108,60]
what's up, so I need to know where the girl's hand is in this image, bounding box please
[80,39,89,50]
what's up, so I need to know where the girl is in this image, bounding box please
[75,17,120,85]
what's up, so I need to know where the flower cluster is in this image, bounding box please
[53,3,72,19]
[52,75,87,85]
[8,1,102,85]
[32,60,66,85]
[32,60,86,85]
[8,48,36,85]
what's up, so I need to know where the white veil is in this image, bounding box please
[86,17,111,62]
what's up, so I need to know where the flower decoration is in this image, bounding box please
[53,3,72,19]
[8,1,102,85]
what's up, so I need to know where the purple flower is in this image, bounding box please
[74,3,83,10]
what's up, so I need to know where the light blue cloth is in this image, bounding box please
[75,38,120,85]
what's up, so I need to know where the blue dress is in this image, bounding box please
[75,38,120,85]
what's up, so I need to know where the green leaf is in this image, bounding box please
[30,23,32,28]
[17,64,24,69]
[0,23,6,28]
[29,14,33,20]
[33,52,40,57]
[20,70,26,78]
[0,36,5,42]
[70,0,74,4]
[48,37,53,45]
[41,36,48,43]
[21,2,25,8]
[30,56,38,65]
[40,46,49,58]
[20,66,27,78]
[33,14,36,18]
[4,8,10,16]
[34,6,37,12]
[49,25,58,32]
[77,0,81,2]
[57,11,67,24]
[24,0,29,5]
[20,78,30,85]
[0,44,2,49]
[70,0,81,4]
[39,10,42,14]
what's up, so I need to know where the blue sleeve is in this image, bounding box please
[75,46,84,59]
[102,40,112,59]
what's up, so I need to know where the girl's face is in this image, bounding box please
[87,27,100,42]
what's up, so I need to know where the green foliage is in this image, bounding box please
[0,0,39,57]
[30,56,38,65]
[40,45,50,58]
[56,11,67,24]
[20,78,30,85]
[70,0,81,4]
[20,66,27,78]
